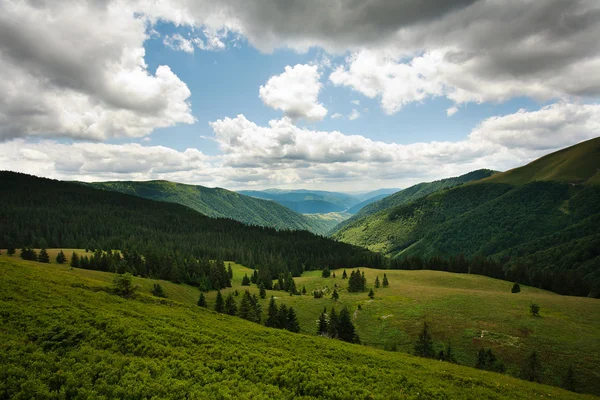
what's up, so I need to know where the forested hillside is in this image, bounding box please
[333,138,600,297]
[0,258,590,400]
[239,189,360,214]
[330,169,496,234]
[86,180,334,235]
[0,172,383,284]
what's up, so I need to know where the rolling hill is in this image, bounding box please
[330,169,497,235]
[332,138,600,297]
[1,255,594,399]
[85,180,335,235]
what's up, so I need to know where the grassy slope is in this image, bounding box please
[8,251,597,396]
[86,180,333,235]
[480,137,600,186]
[1,256,592,399]
[331,169,496,236]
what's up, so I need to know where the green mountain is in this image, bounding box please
[346,192,396,214]
[85,180,333,235]
[332,138,600,296]
[239,189,361,214]
[1,257,590,399]
[0,171,382,280]
[331,169,496,235]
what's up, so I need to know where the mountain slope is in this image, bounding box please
[346,192,394,214]
[86,180,330,235]
[332,139,600,296]
[331,169,496,235]
[481,136,600,185]
[239,189,361,214]
[0,257,590,399]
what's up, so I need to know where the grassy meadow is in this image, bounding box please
[2,250,599,396]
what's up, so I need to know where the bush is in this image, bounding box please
[511,282,521,293]
[112,273,136,297]
[151,283,166,298]
[530,303,540,317]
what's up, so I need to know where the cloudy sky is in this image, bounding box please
[1,0,599,191]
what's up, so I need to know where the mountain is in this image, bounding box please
[351,188,400,202]
[85,180,331,235]
[331,169,497,235]
[1,258,585,399]
[346,193,395,214]
[238,189,361,214]
[332,138,600,296]
[0,171,382,280]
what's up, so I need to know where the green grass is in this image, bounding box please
[0,256,592,399]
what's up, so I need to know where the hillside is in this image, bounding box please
[332,139,600,296]
[239,189,361,214]
[1,256,593,399]
[86,180,332,235]
[346,192,395,214]
[480,137,600,185]
[0,171,381,281]
[331,169,496,235]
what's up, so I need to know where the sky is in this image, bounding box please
[0,0,599,191]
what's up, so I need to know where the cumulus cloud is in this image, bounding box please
[348,109,360,120]
[447,106,459,116]
[331,113,343,119]
[164,34,195,53]
[0,0,195,141]
[259,64,327,121]
[2,103,598,190]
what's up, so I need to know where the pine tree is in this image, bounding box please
[511,282,521,293]
[342,269,347,279]
[265,297,279,328]
[227,263,233,280]
[7,247,15,256]
[286,307,300,333]
[375,276,380,288]
[337,307,358,343]
[241,274,251,286]
[414,322,434,358]
[37,248,50,263]
[564,365,576,392]
[215,291,224,313]
[257,266,272,290]
[317,310,328,335]
[368,288,375,299]
[55,250,67,264]
[321,267,331,278]
[251,269,258,284]
[252,294,262,323]
[331,288,339,301]
[302,285,307,295]
[328,307,338,338]
[70,251,79,268]
[523,350,541,382]
[197,292,207,307]
[444,343,457,363]
[225,293,237,316]
[277,304,289,330]
[382,273,389,288]
[286,272,297,294]
[259,283,267,299]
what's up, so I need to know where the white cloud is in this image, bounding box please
[348,109,360,120]
[447,106,459,116]
[351,100,360,105]
[259,64,328,121]
[2,102,598,190]
[331,113,343,119]
[164,34,195,53]
[0,0,195,141]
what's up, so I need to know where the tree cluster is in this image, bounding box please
[265,297,300,332]
[347,269,367,292]
[316,307,359,344]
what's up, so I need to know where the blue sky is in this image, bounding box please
[0,1,598,191]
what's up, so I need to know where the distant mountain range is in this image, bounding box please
[332,137,600,296]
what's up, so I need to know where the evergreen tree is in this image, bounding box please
[265,297,279,328]
[227,263,233,280]
[331,288,339,301]
[368,288,375,299]
[252,294,262,323]
[302,285,307,295]
[257,266,272,290]
[287,273,297,294]
[259,283,267,299]
[112,273,136,297]
[414,322,434,358]
[337,307,358,343]
[317,310,328,335]
[151,283,166,298]
[342,269,347,279]
[564,365,576,392]
[225,293,237,316]
[328,307,338,338]
[348,269,366,292]
[530,303,540,317]
[444,343,457,363]
[277,304,289,330]
[278,273,285,291]
[375,276,380,288]
[332,272,336,278]
[475,348,505,372]
[382,273,389,288]
[7,247,15,256]
[55,250,67,264]
[523,350,542,382]
[197,292,207,308]
[70,251,79,268]
[251,269,258,284]
[322,267,331,278]
[241,274,251,286]
[215,291,224,313]
[286,307,300,333]
[37,248,50,263]
[511,282,521,293]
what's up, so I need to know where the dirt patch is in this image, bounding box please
[380,314,393,319]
